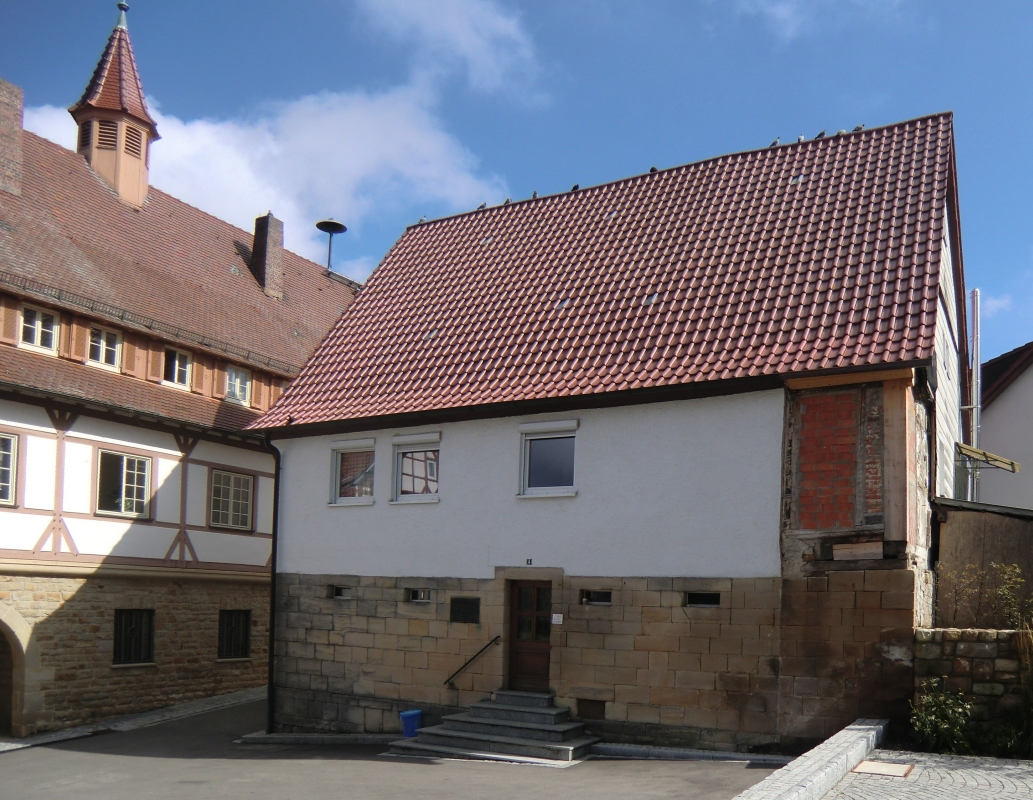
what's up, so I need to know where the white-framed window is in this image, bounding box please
[210,470,253,530]
[391,432,441,503]
[518,420,578,497]
[97,450,150,518]
[226,367,252,405]
[20,305,58,354]
[87,325,121,370]
[163,347,191,388]
[331,439,375,505]
[0,434,16,506]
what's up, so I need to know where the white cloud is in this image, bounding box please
[356,0,538,95]
[733,0,903,42]
[982,294,1013,318]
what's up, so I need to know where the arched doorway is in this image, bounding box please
[0,631,12,734]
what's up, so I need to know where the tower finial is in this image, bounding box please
[117,2,129,29]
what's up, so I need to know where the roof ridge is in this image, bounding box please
[409,111,954,230]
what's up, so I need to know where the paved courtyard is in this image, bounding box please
[0,700,775,800]
[826,749,1033,800]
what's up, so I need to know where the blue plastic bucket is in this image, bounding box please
[400,709,422,738]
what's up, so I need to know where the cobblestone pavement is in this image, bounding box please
[825,749,1033,799]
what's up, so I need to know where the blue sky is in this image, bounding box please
[2,0,1031,359]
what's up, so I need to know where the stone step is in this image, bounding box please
[441,713,585,742]
[411,725,598,761]
[468,701,571,725]
[493,690,555,709]
[387,738,585,766]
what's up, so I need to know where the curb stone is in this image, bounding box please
[0,687,266,755]
[590,743,793,765]
[730,719,887,800]
[239,732,399,745]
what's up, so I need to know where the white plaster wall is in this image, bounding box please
[0,511,48,551]
[255,476,275,535]
[276,390,786,579]
[154,458,181,523]
[185,464,208,527]
[63,441,93,514]
[934,216,963,499]
[192,439,275,474]
[0,399,54,432]
[980,365,1033,509]
[191,531,271,566]
[67,518,175,559]
[69,416,179,456]
[23,436,56,510]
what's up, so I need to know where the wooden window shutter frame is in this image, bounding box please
[253,373,268,410]
[58,314,73,358]
[71,317,90,362]
[0,295,17,344]
[191,356,209,394]
[146,340,163,382]
[214,362,228,399]
[121,335,138,376]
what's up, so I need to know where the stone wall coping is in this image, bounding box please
[590,743,792,765]
[731,719,887,800]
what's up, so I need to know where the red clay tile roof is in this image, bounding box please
[68,17,157,136]
[255,113,960,431]
[0,133,355,376]
[0,345,259,432]
[982,340,1033,408]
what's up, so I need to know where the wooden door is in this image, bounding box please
[509,581,552,691]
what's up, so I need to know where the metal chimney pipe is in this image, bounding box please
[971,288,981,501]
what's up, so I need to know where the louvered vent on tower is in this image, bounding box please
[97,120,117,150]
[78,121,92,150]
[124,125,142,158]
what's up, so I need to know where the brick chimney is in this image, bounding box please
[0,79,23,196]
[252,213,284,299]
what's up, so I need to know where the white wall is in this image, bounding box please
[0,397,274,568]
[980,365,1033,509]
[934,213,963,499]
[276,390,786,579]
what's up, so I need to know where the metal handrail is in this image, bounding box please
[444,635,500,686]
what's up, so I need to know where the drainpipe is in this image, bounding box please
[971,289,981,502]
[265,434,281,734]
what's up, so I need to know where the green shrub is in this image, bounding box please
[911,678,971,754]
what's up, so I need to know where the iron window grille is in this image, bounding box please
[113,609,154,664]
[449,597,480,624]
[97,451,150,518]
[0,434,15,506]
[218,610,251,659]
[210,470,253,530]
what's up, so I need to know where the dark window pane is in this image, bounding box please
[97,452,124,512]
[534,615,551,642]
[218,610,251,659]
[517,615,532,640]
[163,349,177,382]
[536,587,552,611]
[113,609,154,664]
[517,587,533,612]
[527,436,575,488]
[449,597,480,623]
[338,451,374,498]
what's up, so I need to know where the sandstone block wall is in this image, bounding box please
[0,574,269,734]
[274,566,918,750]
[914,628,1024,721]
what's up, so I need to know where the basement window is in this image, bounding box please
[407,589,432,604]
[450,597,480,624]
[20,305,58,353]
[163,348,191,388]
[113,609,154,664]
[97,120,118,150]
[0,434,15,506]
[124,125,143,159]
[78,121,92,150]
[684,592,721,607]
[579,590,612,606]
[329,586,353,600]
[88,326,121,370]
[97,450,150,518]
[218,610,251,659]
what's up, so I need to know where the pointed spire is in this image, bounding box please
[68,2,158,139]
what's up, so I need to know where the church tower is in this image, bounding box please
[68,2,159,208]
